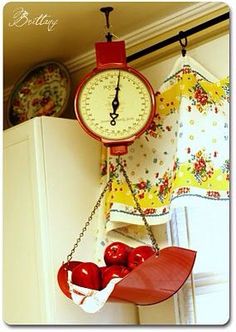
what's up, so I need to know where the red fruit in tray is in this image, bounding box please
[65,261,82,271]
[72,262,102,290]
[100,266,109,276]
[57,261,81,298]
[128,245,155,270]
[101,265,131,289]
[104,242,132,266]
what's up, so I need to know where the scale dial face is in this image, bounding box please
[75,68,154,141]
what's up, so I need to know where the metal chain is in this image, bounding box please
[66,155,159,263]
[117,158,160,254]
[66,165,117,263]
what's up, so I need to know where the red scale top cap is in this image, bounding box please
[95,41,127,68]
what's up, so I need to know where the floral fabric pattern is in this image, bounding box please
[95,55,229,261]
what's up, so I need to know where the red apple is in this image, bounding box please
[104,242,132,266]
[72,262,102,290]
[57,261,81,298]
[128,245,155,270]
[100,266,109,276]
[101,265,131,289]
[65,261,82,271]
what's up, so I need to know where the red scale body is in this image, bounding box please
[74,41,156,155]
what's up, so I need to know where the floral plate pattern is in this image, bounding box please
[7,61,70,126]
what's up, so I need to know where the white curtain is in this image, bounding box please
[169,203,229,324]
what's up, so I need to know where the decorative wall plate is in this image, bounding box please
[7,61,71,127]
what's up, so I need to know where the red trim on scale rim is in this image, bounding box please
[74,65,156,151]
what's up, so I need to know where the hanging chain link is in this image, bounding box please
[66,155,159,263]
[117,158,160,254]
[66,165,117,264]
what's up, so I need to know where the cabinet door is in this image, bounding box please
[3,117,138,324]
[40,117,138,324]
[3,119,46,324]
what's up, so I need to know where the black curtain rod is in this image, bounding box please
[126,12,230,63]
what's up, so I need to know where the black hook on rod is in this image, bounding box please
[178,31,188,57]
[100,7,114,42]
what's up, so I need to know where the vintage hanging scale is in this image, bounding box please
[74,7,156,156]
[58,7,196,307]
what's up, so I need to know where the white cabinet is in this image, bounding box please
[3,116,138,324]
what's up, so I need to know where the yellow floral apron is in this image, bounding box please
[95,55,229,263]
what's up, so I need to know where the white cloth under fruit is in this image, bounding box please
[67,270,122,313]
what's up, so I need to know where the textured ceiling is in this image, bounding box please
[3,1,196,88]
